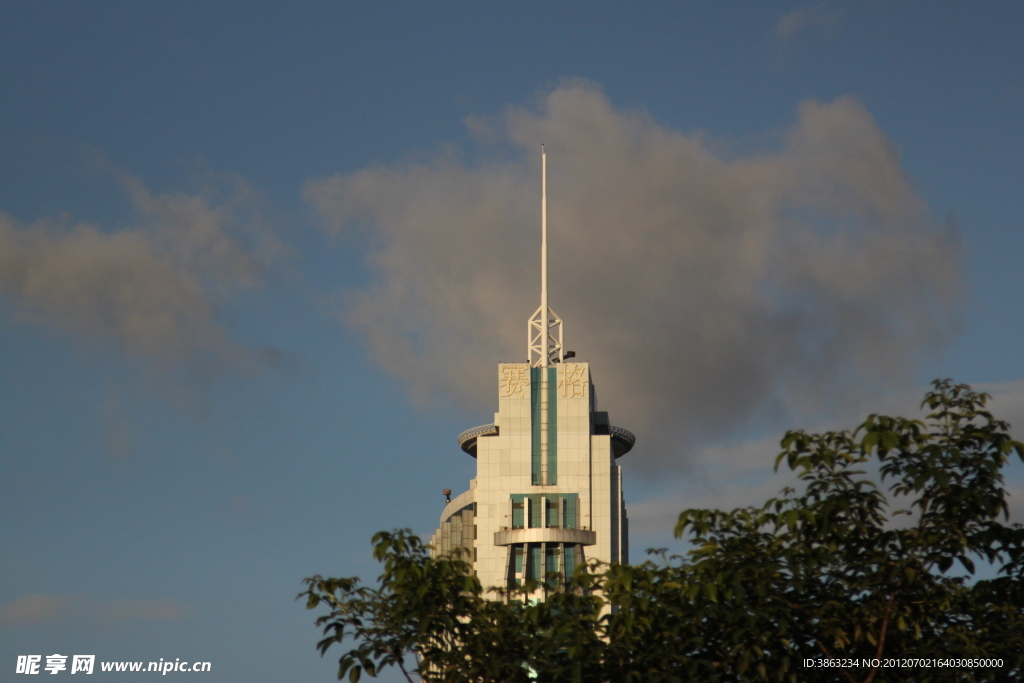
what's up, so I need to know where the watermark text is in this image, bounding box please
[16,655,211,675]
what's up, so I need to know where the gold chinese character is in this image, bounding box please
[499,366,530,398]
[559,364,588,398]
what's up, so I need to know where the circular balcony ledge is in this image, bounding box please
[457,424,498,457]
[458,423,635,457]
[494,527,597,546]
[609,425,636,458]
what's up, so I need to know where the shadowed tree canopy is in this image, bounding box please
[301,381,1024,682]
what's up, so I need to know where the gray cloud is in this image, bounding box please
[982,379,1024,440]
[306,82,964,469]
[0,174,279,380]
[630,380,1024,543]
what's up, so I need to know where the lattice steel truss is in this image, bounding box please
[528,305,563,367]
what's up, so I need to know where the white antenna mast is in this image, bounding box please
[528,145,563,367]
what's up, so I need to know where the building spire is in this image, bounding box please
[528,145,563,367]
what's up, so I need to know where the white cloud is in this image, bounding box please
[0,173,280,381]
[306,82,965,470]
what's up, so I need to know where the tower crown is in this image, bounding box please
[432,147,632,595]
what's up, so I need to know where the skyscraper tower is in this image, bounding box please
[430,148,634,592]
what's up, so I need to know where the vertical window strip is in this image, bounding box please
[512,544,524,588]
[546,497,558,528]
[529,544,542,581]
[546,546,558,587]
[530,368,541,485]
[511,497,524,529]
[547,367,558,484]
[564,494,577,529]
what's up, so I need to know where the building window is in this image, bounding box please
[546,546,560,588]
[529,545,542,581]
[546,498,560,528]
[513,545,524,587]
[512,501,524,529]
[511,493,578,529]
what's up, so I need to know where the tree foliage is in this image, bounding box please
[302,381,1024,682]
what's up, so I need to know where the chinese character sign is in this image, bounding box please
[499,365,530,398]
[559,364,587,398]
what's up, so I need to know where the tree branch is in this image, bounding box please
[396,657,417,683]
[862,594,898,683]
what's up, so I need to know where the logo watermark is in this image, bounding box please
[16,656,211,675]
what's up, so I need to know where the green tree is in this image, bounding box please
[302,380,1024,682]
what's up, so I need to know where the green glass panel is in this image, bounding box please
[530,368,541,484]
[563,493,578,529]
[546,497,559,527]
[547,367,557,484]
